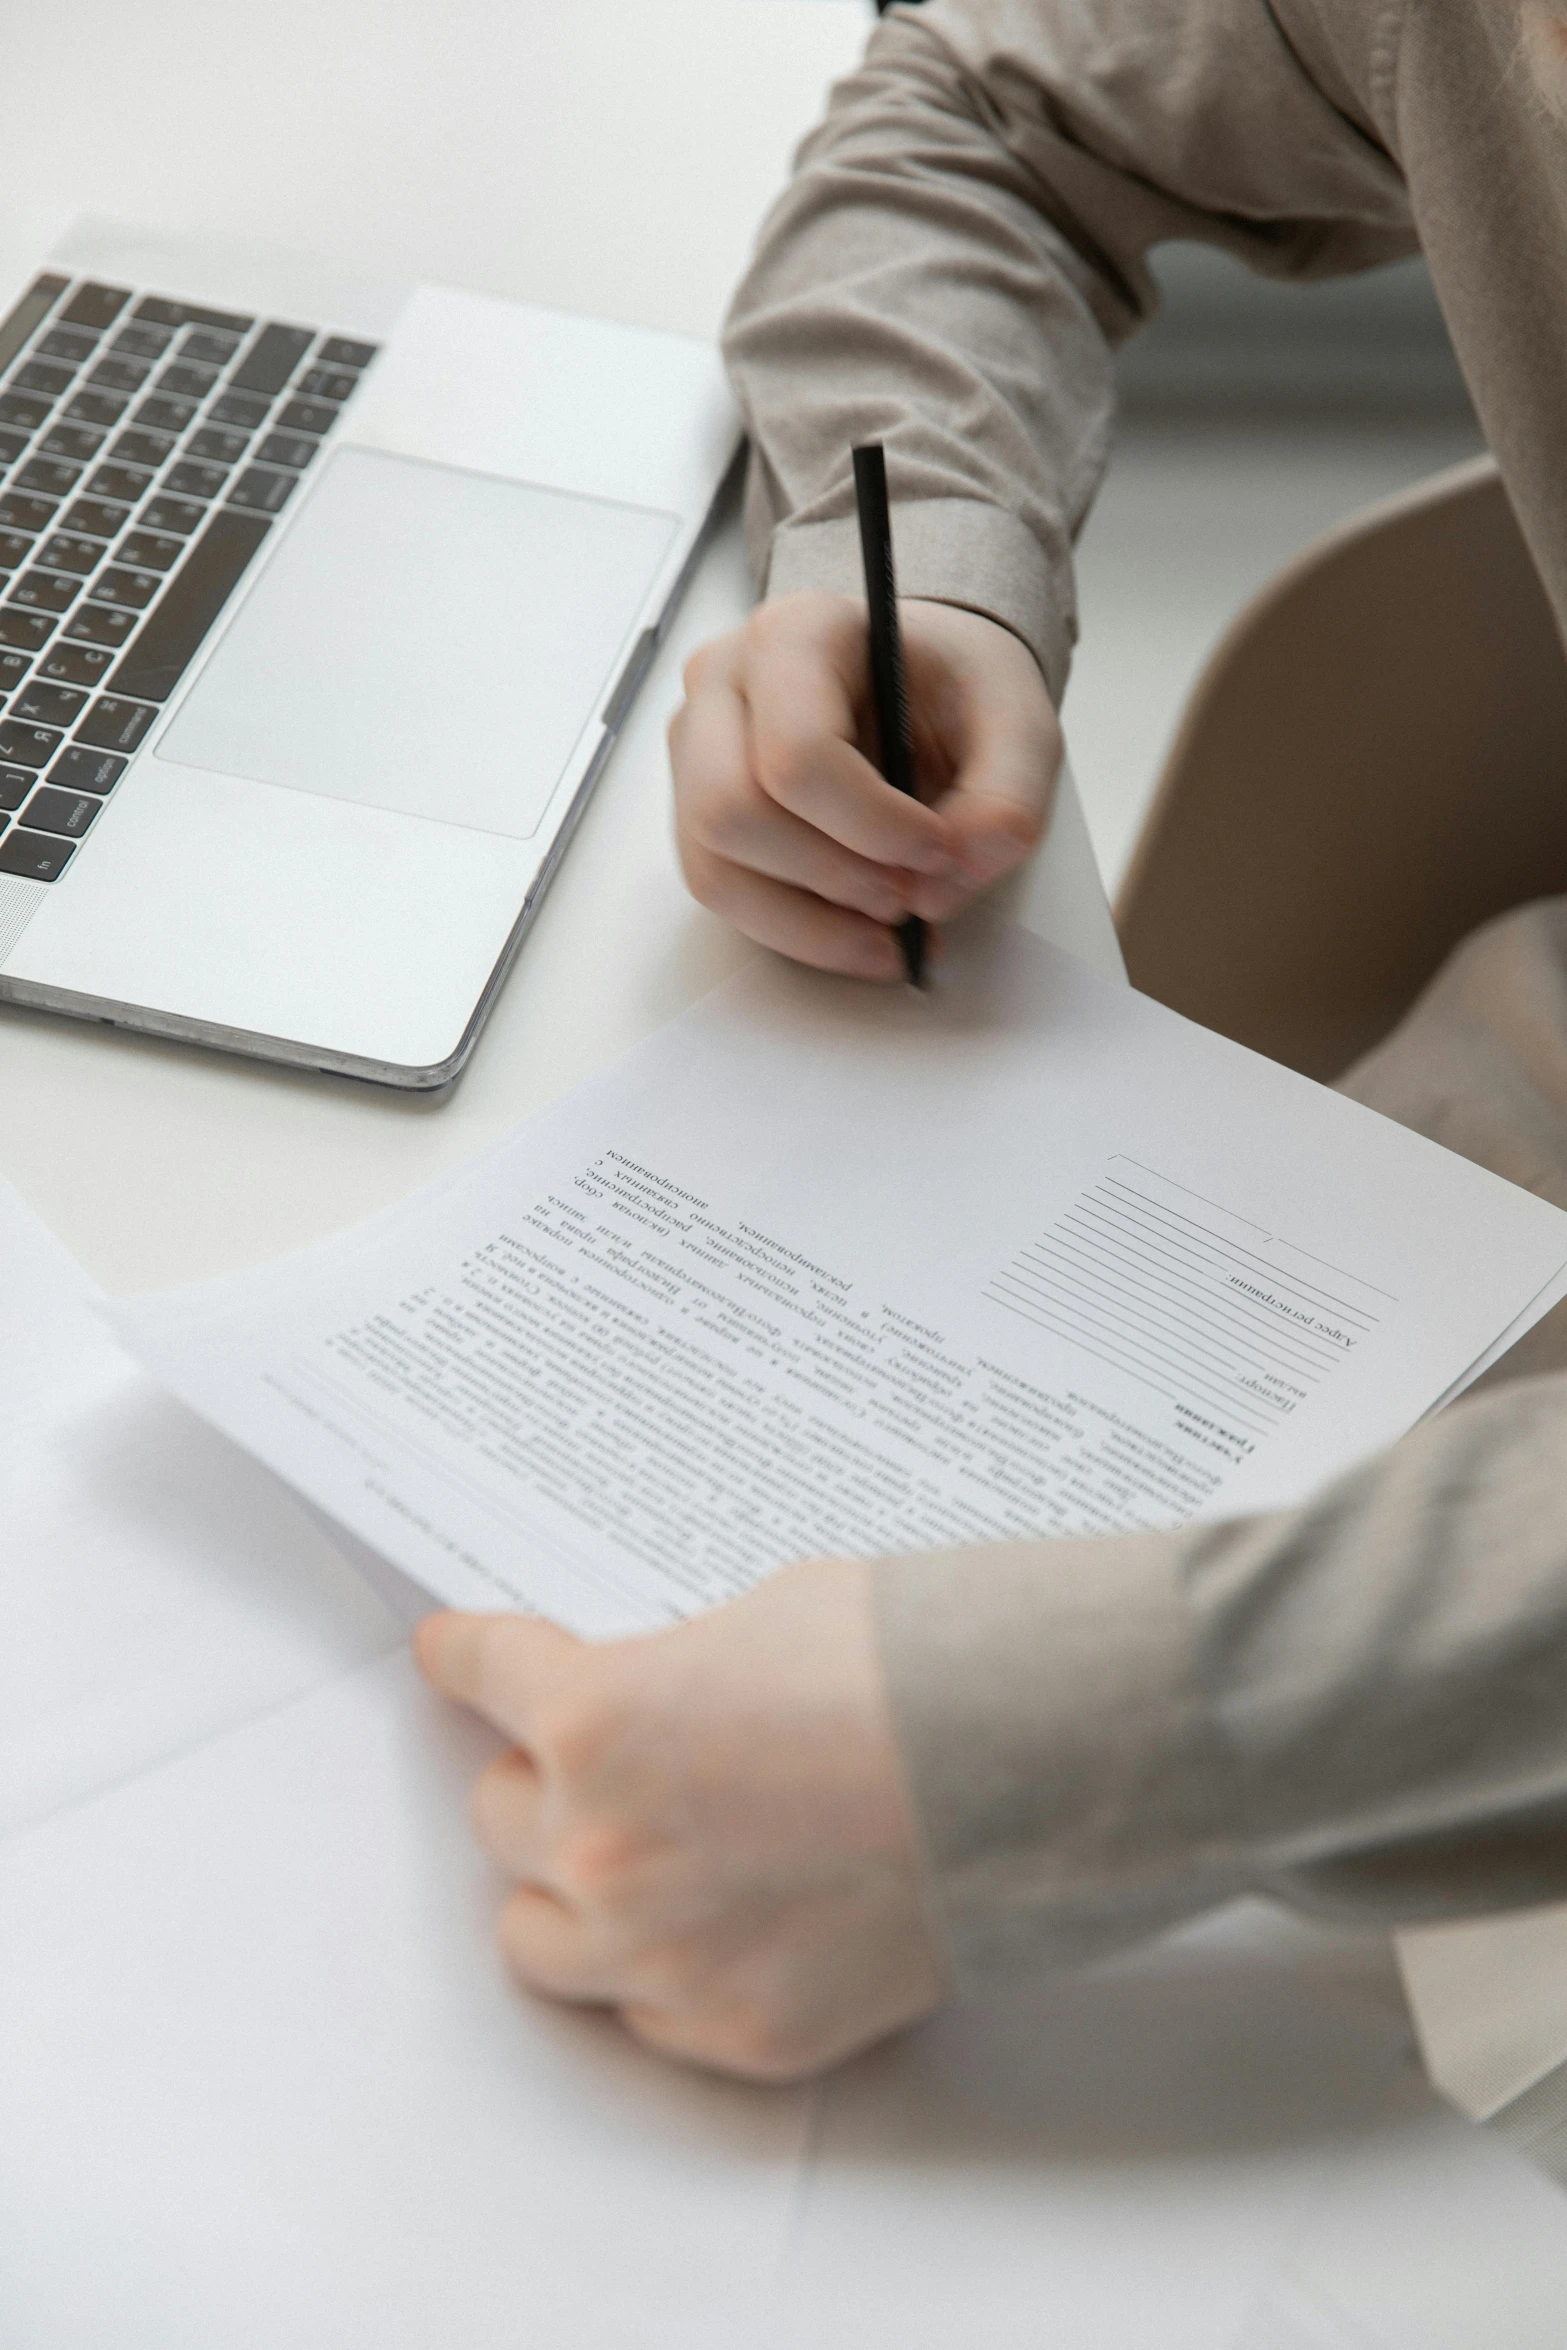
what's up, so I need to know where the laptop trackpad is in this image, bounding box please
[157,447,680,838]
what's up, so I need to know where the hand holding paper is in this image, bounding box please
[110,922,1567,2084]
[414,1555,945,2081]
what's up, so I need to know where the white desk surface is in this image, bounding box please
[0,0,1119,1298]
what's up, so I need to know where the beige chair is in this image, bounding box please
[1114,456,1567,1082]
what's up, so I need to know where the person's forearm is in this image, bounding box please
[876,1370,1567,1985]
[722,0,1416,703]
[723,11,1124,702]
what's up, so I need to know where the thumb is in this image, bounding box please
[413,1609,583,1741]
[902,604,1063,890]
[939,687,1063,888]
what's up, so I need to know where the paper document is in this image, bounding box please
[0,1175,401,1838]
[115,927,1567,1635]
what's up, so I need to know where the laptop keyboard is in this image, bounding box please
[0,274,379,886]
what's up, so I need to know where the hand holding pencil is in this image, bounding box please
[669,453,1063,983]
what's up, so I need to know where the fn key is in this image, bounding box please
[0,829,75,881]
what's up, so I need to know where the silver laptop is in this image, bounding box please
[0,221,738,1088]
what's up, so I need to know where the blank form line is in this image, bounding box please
[996,1263,1289,1402]
[1092,1190,1378,1333]
[985,1287,1272,1433]
[1101,1180,1381,1324]
[1073,1201,1370,1345]
[1056,1212,1350,1365]
[1110,1156,1273,1235]
[1013,1245,1324,1390]
[979,1156,1397,1449]
[1270,1233,1400,1301]
[1029,1227,1335,1375]
[987,1275,1276,1430]
[1005,1253,1312,1393]
[989,1274,1285,1428]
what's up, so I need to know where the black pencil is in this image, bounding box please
[852,443,927,988]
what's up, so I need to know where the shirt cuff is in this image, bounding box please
[761,496,1077,708]
[872,1530,1242,1988]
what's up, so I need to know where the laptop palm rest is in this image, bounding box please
[156,447,679,840]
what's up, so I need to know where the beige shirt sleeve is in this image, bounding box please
[875,1368,1567,1986]
[722,0,1415,700]
[877,900,1567,1988]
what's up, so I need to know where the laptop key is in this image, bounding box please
[135,393,197,434]
[0,532,33,572]
[187,426,250,465]
[74,695,157,753]
[10,570,79,614]
[15,681,86,726]
[227,465,297,515]
[0,651,29,691]
[0,610,54,651]
[22,785,100,839]
[38,424,106,463]
[0,392,52,432]
[49,743,125,794]
[0,495,54,534]
[319,337,379,371]
[61,284,131,332]
[208,391,270,431]
[63,604,136,647]
[181,306,254,334]
[297,366,358,403]
[90,568,160,612]
[256,430,318,471]
[117,531,182,573]
[0,720,63,765]
[0,764,32,812]
[181,329,242,367]
[86,463,154,503]
[0,428,28,466]
[17,459,82,497]
[0,826,75,880]
[164,460,228,500]
[111,427,176,470]
[64,389,130,428]
[138,494,205,536]
[61,497,130,539]
[15,359,76,398]
[277,397,337,437]
[231,324,315,397]
[89,355,152,394]
[111,508,270,703]
[112,323,175,361]
[0,276,69,380]
[156,361,220,400]
[36,534,101,575]
[41,642,113,688]
[38,326,99,363]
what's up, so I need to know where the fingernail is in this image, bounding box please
[959,843,1019,886]
[858,937,903,981]
[907,878,959,921]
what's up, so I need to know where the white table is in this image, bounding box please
[0,0,1118,1299]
